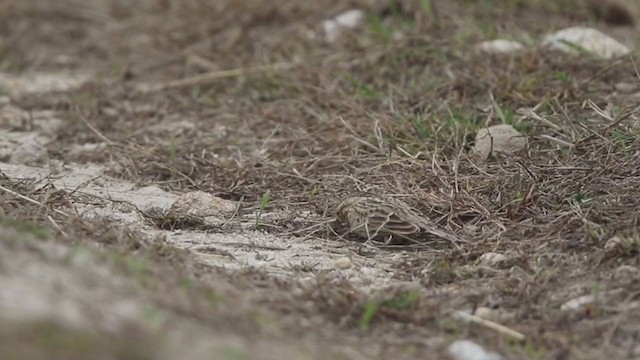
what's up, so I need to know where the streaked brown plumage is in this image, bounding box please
[336,196,464,246]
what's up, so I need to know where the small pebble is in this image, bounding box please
[473,124,526,160]
[448,340,502,360]
[334,257,352,270]
[323,9,364,42]
[478,252,507,267]
[475,39,524,54]
[560,295,594,311]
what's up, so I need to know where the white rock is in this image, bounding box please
[475,39,524,54]
[473,124,526,160]
[323,9,364,42]
[560,294,594,311]
[334,257,352,270]
[169,191,237,221]
[477,252,507,267]
[604,235,622,251]
[542,27,630,59]
[448,340,502,360]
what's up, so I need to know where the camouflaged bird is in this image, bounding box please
[336,196,465,247]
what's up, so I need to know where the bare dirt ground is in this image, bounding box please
[1,1,640,359]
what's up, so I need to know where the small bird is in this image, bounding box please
[335,196,464,247]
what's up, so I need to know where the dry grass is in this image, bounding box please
[1,0,640,359]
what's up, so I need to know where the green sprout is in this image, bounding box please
[255,190,271,227]
[359,300,380,331]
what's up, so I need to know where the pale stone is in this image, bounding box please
[475,39,524,54]
[169,191,237,220]
[605,235,623,251]
[473,124,526,160]
[323,10,364,42]
[477,252,507,267]
[560,294,594,311]
[334,257,352,270]
[448,340,502,360]
[542,27,630,59]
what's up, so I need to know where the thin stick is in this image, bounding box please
[338,117,381,153]
[538,134,574,148]
[631,55,640,82]
[186,53,219,72]
[518,106,563,131]
[452,310,526,341]
[222,196,244,228]
[578,58,624,87]
[287,218,336,236]
[75,105,116,146]
[197,242,290,251]
[47,214,69,238]
[140,62,297,92]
